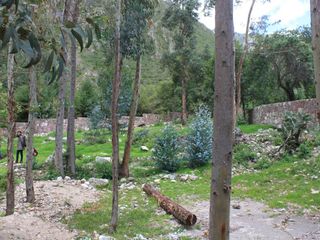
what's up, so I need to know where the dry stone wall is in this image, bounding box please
[251,99,318,127]
[2,114,178,135]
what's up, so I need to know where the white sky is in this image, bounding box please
[199,0,310,33]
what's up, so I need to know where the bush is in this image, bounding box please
[133,129,150,145]
[233,144,256,167]
[281,112,311,152]
[83,129,110,145]
[153,124,180,172]
[95,162,112,179]
[186,106,213,168]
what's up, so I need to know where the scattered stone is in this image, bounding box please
[80,178,86,183]
[56,176,63,181]
[89,178,109,187]
[154,179,161,184]
[140,146,149,151]
[95,156,112,163]
[64,176,71,181]
[178,174,198,182]
[232,204,241,210]
[132,234,148,240]
[99,235,115,240]
[48,137,55,141]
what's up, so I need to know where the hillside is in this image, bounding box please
[80,0,215,114]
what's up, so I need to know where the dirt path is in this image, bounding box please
[0,179,100,240]
[176,199,320,240]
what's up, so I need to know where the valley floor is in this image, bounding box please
[0,177,319,240]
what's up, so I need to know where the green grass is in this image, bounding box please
[233,155,320,210]
[68,186,174,239]
[238,124,274,134]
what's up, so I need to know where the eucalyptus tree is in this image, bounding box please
[110,0,122,233]
[66,0,81,177]
[162,0,200,125]
[311,0,320,122]
[119,0,158,178]
[209,0,235,239]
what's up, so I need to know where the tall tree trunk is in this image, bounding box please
[235,0,256,117]
[25,66,36,203]
[120,55,141,178]
[209,0,235,239]
[55,0,78,177]
[110,0,122,233]
[6,42,16,216]
[55,68,67,177]
[66,0,80,177]
[311,0,320,123]
[181,77,187,125]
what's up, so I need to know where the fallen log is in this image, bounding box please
[142,184,197,226]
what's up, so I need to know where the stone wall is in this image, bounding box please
[251,99,318,127]
[2,113,179,135]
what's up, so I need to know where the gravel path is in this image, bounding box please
[177,199,320,240]
[0,179,100,240]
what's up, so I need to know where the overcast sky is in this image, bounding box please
[199,0,310,33]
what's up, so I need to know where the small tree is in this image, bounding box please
[186,106,213,168]
[280,112,311,152]
[153,124,180,172]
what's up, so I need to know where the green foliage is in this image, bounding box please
[297,142,312,159]
[82,129,109,145]
[75,80,98,117]
[89,106,106,130]
[132,129,150,145]
[186,106,213,168]
[95,162,112,179]
[153,124,180,172]
[281,112,311,152]
[233,144,256,167]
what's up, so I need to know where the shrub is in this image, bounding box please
[233,144,256,167]
[186,106,213,168]
[83,129,110,145]
[281,112,311,152]
[153,124,180,172]
[95,162,112,179]
[133,129,150,145]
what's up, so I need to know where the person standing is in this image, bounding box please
[16,130,26,163]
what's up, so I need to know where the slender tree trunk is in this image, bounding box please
[181,77,187,125]
[66,0,80,177]
[209,0,235,239]
[55,68,67,177]
[311,0,320,123]
[25,66,36,203]
[55,0,79,177]
[235,0,256,117]
[6,42,16,216]
[120,55,141,178]
[110,0,122,233]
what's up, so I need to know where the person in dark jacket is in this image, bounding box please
[16,130,26,163]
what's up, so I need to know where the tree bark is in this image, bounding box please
[181,77,187,125]
[143,184,197,226]
[55,67,67,177]
[66,0,80,177]
[120,55,141,178]
[25,66,36,203]
[110,0,122,233]
[209,0,235,239]
[311,0,320,123]
[235,0,256,117]
[55,0,79,177]
[6,42,16,216]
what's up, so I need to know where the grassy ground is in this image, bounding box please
[1,123,320,238]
